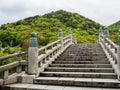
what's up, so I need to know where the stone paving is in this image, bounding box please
[7,83,120,90]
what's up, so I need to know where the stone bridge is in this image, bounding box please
[0,28,120,90]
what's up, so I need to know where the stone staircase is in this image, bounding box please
[34,44,120,88]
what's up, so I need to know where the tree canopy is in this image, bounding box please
[0,10,102,50]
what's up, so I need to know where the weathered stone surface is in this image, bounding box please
[28,47,38,75]
[36,44,120,88]
[18,74,35,84]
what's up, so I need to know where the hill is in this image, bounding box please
[0,10,102,50]
[108,20,120,32]
[108,20,120,43]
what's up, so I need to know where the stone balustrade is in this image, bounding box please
[99,27,120,80]
[99,35,117,63]
[0,52,27,84]
[0,29,75,84]
[36,34,73,76]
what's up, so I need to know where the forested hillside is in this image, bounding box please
[108,20,120,43]
[0,10,102,56]
[109,20,120,32]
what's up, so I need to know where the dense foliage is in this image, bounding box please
[108,20,120,43]
[0,10,102,56]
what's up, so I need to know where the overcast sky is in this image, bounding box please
[0,0,120,26]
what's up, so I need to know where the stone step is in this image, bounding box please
[45,67,114,73]
[63,50,105,56]
[63,48,103,50]
[40,72,117,79]
[58,56,107,58]
[60,53,106,55]
[62,52,106,54]
[60,55,106,57]
[3,84,45,90]
[34,77,120,88]
[56,58,107,61]
[49,64,112,68]
[55,58,108,61]
[52,61,110,64]
[62,51,105,53]
[66,47,103,52]
[64,48,102,50]
[62,55,105,57]
[6,83,120,90]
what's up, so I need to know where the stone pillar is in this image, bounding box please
[103,27,109,43]
[118,35,120,80]
[28,32,38,75]
[73,37,77,44]
[58,29,63,49]
[99,27,103,34]
[68,30,72,44]
[98,27,103,43]
[104,26,109,38]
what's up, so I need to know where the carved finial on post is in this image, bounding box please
[104,26,109,38]
[118,29,120,35]
[68,29,72,35]
[58,29,63,49]
[99,27,103,35]
[58,29,63,38]
[28,32,38,75]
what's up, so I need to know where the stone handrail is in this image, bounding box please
[99,34,120,80]
[105,38,117,53]
[99,34,117,50]
[99,35,117,63]
[38,40,60,52]
[0,52,26,61]
[36,34,73,76]
[0,52,27,80]
[0,31,75,84]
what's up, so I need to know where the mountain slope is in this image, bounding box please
[43,10,101,30]
[109,20,120,32]
[0,10,102,48]
[108,20,120,43]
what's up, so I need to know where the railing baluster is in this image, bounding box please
[4,70,8,79]
[16,52,22,73]
[58,29,63,49]
[25,52,28,73]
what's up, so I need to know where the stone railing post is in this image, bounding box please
[118,35,120,79]
[104,26,109,38]
[68,30,73,44]
[98,27,103,43]
[73,37,77,44]
[58,29,63,49]
[16,52,22,73]
[103,27,109,43]
[28,32,38,75]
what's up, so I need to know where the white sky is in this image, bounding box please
[0,0,120,26]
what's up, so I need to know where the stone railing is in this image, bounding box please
[37,34,72,74]
[28,30,75,77]
[0,52,27,84]
[0,30,76,84]
[99,27,120,80]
